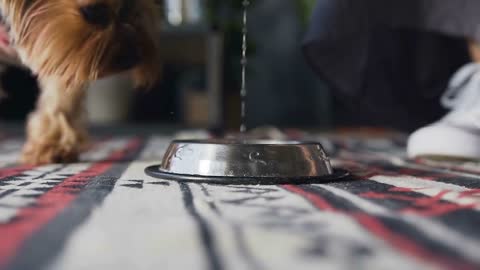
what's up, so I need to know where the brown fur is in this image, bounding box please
[0,0,161,165]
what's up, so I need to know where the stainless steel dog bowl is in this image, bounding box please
[145,139,348,184]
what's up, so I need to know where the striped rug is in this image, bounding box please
[0,132,479,270]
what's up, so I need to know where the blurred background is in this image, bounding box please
[0,0,331,132]
[0,0,475,133]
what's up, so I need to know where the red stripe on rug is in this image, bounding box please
[353,213,474,270]
[361,188,476,217]
[0,136,118,182]
[0,138,142,269]
[282,185,336,211]
[416,158,480,177]
[0,166,34,180]
[281,184,476,270]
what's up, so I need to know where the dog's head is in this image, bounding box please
[2,0,160,87]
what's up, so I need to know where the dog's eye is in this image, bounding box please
[80,3,111,27]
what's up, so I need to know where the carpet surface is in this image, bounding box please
[0,131,479,270]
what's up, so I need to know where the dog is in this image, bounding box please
[0,0,160,165]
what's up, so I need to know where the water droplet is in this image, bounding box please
[239,0,249,133]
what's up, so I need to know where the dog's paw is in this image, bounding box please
[21,110,89,165]
[21,141,80,165]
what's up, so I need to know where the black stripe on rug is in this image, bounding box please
[301,184,479,268]
[324,177,480,240]
[4,138,146,270]
[180,182,224,270]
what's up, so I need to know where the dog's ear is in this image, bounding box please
[0,0,33,42]
[1,0,33,18]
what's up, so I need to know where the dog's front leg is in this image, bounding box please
[21,78,88,165]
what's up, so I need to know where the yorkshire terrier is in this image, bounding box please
[0,0,160,165]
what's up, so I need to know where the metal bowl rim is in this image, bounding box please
[168,139,322,146]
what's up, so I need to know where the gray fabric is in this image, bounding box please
[246,0,331,128]
[302,0,479,130]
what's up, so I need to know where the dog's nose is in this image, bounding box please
[80,4,111,27]
[111,27,142,70]
[114,46,141,70]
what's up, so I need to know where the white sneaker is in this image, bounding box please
[407,63,480,159]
